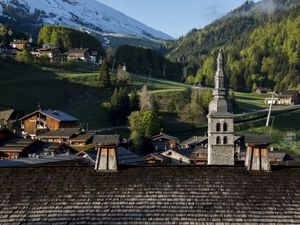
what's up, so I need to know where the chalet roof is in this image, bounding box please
[152,132,180,142]
[162,148,194,159]
[93,134,121,146]
[256,87,269,93]
[0,109,14,121]
[181,136,208,146]
[0,139,36,153]
[69,132,95,142]
[144,153,169,161]
[0,154,81,167]
[37,128,80,139]
[68,48,90,55]
[0,166,299,224]
[243,134,272,145]
[20,110,79,122]
[26,142,79,156]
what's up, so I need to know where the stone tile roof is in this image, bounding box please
[180,136,208,146]
[37,128,80,139]
[152,132,180,142]
[0,166,299,224]
[93,135,121,145]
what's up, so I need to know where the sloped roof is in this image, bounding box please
[0,166,299,224]
[37,128,80,139]
[181,136,208,146]
[0,109,14,121]
[152,132,179,142]
[93,135,121,145]
[20,110,79,122]
[244,134,272,145]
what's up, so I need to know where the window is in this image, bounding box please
[216,136,221,145]
[224,136,228,144]
[223,123,228,132]
[216,123,221,131]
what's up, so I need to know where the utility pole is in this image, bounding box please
[266,92,275,127]
[148,67,152,84]
[163,64,166,79]
[111,58,116,72]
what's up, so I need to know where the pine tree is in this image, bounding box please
[98,59,110,88]
[110,88,130,124]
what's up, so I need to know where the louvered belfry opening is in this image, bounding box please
[95,144,118,172]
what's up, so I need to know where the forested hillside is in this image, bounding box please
[165,0,300,91]
[38,25,105,56]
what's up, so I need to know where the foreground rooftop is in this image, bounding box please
[0,165,299,224]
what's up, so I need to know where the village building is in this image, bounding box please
[254,87,270,94]
[9,40,27,50]
[151,132,179,151]
[207,49,235,165]
[144,153,169,165]
[161,149,192,165]
[36,127,81,143]
[68,132,95,146]
[180,136,208,149]
[0,138,39,160]
[68,48,97,63]
[20,110,79,138]
[31,47,67,63]
[264,90,300,105]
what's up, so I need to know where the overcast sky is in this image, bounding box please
[97,0,258,38]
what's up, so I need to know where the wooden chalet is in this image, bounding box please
[0,138,39,160]
[31,47,67,63]
[264,90,300,105]
[20,110,79,138]
[144,153,169,165]
[9,40,27,50]
[68,48,97,63]
[152,132,179,151]
[254,87,269,94]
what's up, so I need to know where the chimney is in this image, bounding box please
[95,144,118,172]
[245,144,270,171]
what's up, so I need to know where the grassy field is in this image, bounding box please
[235,110,300,155]
[1,59,299,154]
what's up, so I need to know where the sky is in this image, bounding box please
[97,0,258,38]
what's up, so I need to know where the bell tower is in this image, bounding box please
[207,49,234,165]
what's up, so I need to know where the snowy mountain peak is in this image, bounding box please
[0,0,173,40]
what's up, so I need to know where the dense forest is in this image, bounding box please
[165,0,300,91]
[38,25,105,56]
[114,45,183,81]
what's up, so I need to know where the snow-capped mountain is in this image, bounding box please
[0,0,173,40]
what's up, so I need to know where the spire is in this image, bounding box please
[213,49,225,96]
[217,49,224,72]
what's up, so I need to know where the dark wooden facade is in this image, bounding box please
[21,110,79,137]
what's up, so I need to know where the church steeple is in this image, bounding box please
[207,49,234,165]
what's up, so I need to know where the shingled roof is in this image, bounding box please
[0,166,299,224]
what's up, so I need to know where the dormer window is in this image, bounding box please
[216,123,221,131]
